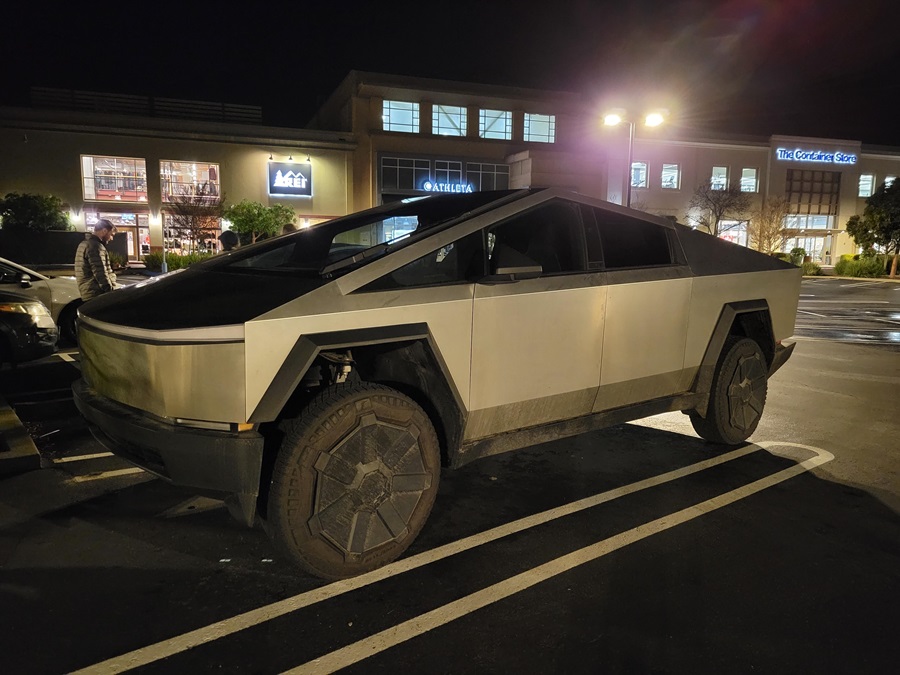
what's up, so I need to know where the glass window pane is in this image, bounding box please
[523,113,556,143]
[661,163,680,189]
[81,155,147,203]
[160,160,220,203]
[433,104,466,136]
[711,166,728,190]
[383,100,419,133]
[631,162,648,188]
[741,168,758,192]
[479,109,512,140]
[858,173,874,197]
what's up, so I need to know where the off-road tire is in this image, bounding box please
[690,336,768,445]
[268,381,441,580]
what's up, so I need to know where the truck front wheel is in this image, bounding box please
[268,381,441,580]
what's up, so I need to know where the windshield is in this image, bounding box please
[213,190,524,276]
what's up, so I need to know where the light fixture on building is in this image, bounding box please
[268,153,273,161]
[306,153,311,163]
[288,154,294,161]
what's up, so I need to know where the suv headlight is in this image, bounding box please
[0,301,51,317]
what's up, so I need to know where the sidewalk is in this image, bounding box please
[0,393,41,477]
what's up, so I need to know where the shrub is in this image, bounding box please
[770,252,792,262]
[834,258,851,276]
[109,252,128,269]
[142,251,213,272]
[789,247,806,265]
[801,261,822,276]
[0,192,72,231]
[835,257,884,278]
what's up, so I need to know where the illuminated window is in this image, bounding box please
[479,109,512,140]
[81,155,147,202]
[383,100,419,133]
[524,113,556,143]
[661,164,680,189]
[741,168,758,192]
[711,166,728,190]
[433,105,466,136]
[858,173,875,197]
[885,175,896,188]
[631,162,648,188]
[160,161,220,202]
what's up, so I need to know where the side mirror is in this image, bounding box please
[19,273,32,289]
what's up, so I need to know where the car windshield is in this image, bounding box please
[213,190,525,276]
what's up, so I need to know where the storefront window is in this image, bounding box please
[661,163,680,189]
[84,210,149,259]
[479,109,512,140]
[631,162,648,189]
[433,105,466,136]
[82,155,147,202]
[382,157,431,191]
[383,100,419,133]
[711,166,728,190]
[466,163,509,191]
[160,161,220,202]
[741,168,758,192]
[718,220,747,247]
[523,113,556,143]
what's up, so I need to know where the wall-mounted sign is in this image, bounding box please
[420,180,474,193]
[268,162,312,197]
[775,148,857,165]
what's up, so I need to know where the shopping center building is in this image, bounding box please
[2,71,900,263]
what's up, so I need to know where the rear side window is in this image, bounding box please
[488,201,587,275]
[583,206,674,269]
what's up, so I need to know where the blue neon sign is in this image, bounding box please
[775,148,857,165]
[420,180,474,193]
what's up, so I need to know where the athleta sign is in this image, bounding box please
[420,180,474,193]
[775,148,857,165]
[268,162,312,196]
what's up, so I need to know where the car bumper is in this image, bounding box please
[769,341,795,376]
[72,379,264,524]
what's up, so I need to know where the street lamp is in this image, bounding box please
[603,108,667,207]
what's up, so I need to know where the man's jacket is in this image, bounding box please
[75,234,118,300]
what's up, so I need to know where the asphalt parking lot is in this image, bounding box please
[1,278,898,674]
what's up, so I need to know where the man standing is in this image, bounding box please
[75,219,120,301]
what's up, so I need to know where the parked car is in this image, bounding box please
[73,188,802,580]
[0,257,81,343]
[0,290,59,366]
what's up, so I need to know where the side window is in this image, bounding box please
[0,263,21,284]
[361,230,485,291]
[488,201,586,275]
[586,207,674,269]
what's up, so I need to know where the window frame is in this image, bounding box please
[631,162,649,189]
[382,100,420,134]
[711,166,729,190]
[432,104,467,137]
[523,113,556,143]
[740,167,759,193]
[858,173,875,197]
[479,109,513,140]
[81,154,148,203]
[660,163,681,190]
[160,159,221,203]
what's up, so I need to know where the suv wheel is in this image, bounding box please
[690,336,768,445]
[268,381,441,580]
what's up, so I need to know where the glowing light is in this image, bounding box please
[645,112,665,127]
[603,113,623,126]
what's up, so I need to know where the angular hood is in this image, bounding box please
[80,267,326,330]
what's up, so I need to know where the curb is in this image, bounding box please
[0,394,41,477]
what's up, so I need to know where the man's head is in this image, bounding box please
[94,219,117,243]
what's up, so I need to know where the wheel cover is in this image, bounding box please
[309,411,433,560]
[726,352,767,431]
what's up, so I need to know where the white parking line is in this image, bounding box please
[72,442,829,675]
[288,443,833,674]
[799,300,888,304]
[797,310,827,318]
[58,352,77,363]
[51,452,114,464]
[69,468,146,483]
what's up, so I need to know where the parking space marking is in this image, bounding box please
[58,352,77,363]
[287,442,834,674]
[72,442,823,675]
[797,310,828,318]
[51,452,114,464]
[69,468,146,483]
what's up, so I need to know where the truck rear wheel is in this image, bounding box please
[268,381,441,580]
[690,336,768,445]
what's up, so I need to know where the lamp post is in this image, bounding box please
[603,109,667,208]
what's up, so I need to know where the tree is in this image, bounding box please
[687,180,752,238]
[0,192,71,231]
[747,196,791,254]
[222,200,296,243]
[847,181,900,277]
[165,182,223,254]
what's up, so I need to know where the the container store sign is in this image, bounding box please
[268,162,312,197]
[776,148,857,165]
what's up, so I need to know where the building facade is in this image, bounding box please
[2,74,900,264]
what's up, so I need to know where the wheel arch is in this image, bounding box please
[691,300,775,417]
[249,323,466,465]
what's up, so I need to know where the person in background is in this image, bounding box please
[218,229,240,252]
[75,219,120,301]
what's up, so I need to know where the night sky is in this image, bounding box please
[4,0,900,145]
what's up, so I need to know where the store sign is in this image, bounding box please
[420,180,474,193]
[268,162,312,196]
[775,148,857,165]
